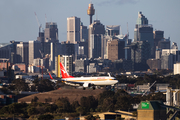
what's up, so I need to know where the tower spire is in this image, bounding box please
[87,2,95,25]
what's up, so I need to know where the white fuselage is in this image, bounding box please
[62,76,118,86]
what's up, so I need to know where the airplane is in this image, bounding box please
[60,62,118,90]
[48,73,58,83]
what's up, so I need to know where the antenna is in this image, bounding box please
[127,22,129,36]
[120,25,122,35]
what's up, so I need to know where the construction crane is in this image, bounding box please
[142,81,157,96]
[34,12,42,33]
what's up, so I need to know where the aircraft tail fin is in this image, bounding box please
[60,62,74,78]
[49,73,53,79]
[108,73,111,77]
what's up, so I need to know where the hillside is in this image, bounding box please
[18,87,105,104]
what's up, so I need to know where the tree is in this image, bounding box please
[12,79,29,91]
[71,101,80,112]
[76,106,86,115]
[55,97,72,113]
[38,79,55,92]
[38,114,54,120]
[85,114,96,120]
[80,96,98,112]
[31,96,39,103]
[115,95,133,110]
[45,97,52,103]
[27,107,37,116]
[101,97,115,112]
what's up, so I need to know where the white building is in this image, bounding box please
[28,41,41,65]
[174,63,180,75]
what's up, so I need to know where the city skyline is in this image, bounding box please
[0,0,180,48]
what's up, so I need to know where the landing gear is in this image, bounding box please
[92,87,95,90]
[83,87,86,90]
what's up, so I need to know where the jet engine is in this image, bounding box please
[83,83,91,88]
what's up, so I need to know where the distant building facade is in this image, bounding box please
[88,20,105,58]
[28,41,42,65]
[174,62,180,75]
[107,39,125,62]
[67,16,80,43]
[134,11,154,58]
[44,22,59,43]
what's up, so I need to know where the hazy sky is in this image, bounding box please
[0,0,180,48]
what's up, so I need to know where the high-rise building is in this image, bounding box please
[161,53,174,70]
[174,63,180,75]
[106,25,120,37]
[16,42,29,67]
[130,41,151,71]
[67,16,80,44]
[107,39,125,62]
[44,22,59,43]
[147,59,161,70]
[0,43,12,63]
[80,22,88,42]
[134,12,154,58]
[88,20,105,58]
[115,34,132,60]
[55,55,73,77]
[171,42,178,50]
[28,41,42,65]
[153,30,164,49]
[158,38,170,49]
[162,49,180,64]
[87,2,95,25]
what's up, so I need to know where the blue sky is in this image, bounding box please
[0,0,180,48]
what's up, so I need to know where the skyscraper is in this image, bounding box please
[16,42,29,66]
[107,39,125,62]
[28,41,41,65]
[134,12,154,57]
[153,30,164,49]
[80,22,88,42]
[88,20,105,58]
[158,38,170,49]
[44,22,59,43]
[67,16,80,44]
[106,25,120,37]
[130,41,151,71]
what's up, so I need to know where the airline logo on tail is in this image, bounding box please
[49,73,53,79]
[60,62,74,78]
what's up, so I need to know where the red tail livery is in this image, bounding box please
[60,62,74,78]
[49,73,53,79]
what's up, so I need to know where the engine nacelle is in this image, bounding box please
[83,83,91,88]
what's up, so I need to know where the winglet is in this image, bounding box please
[60,62,74,78]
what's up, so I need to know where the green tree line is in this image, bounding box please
[0,89,165,119]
